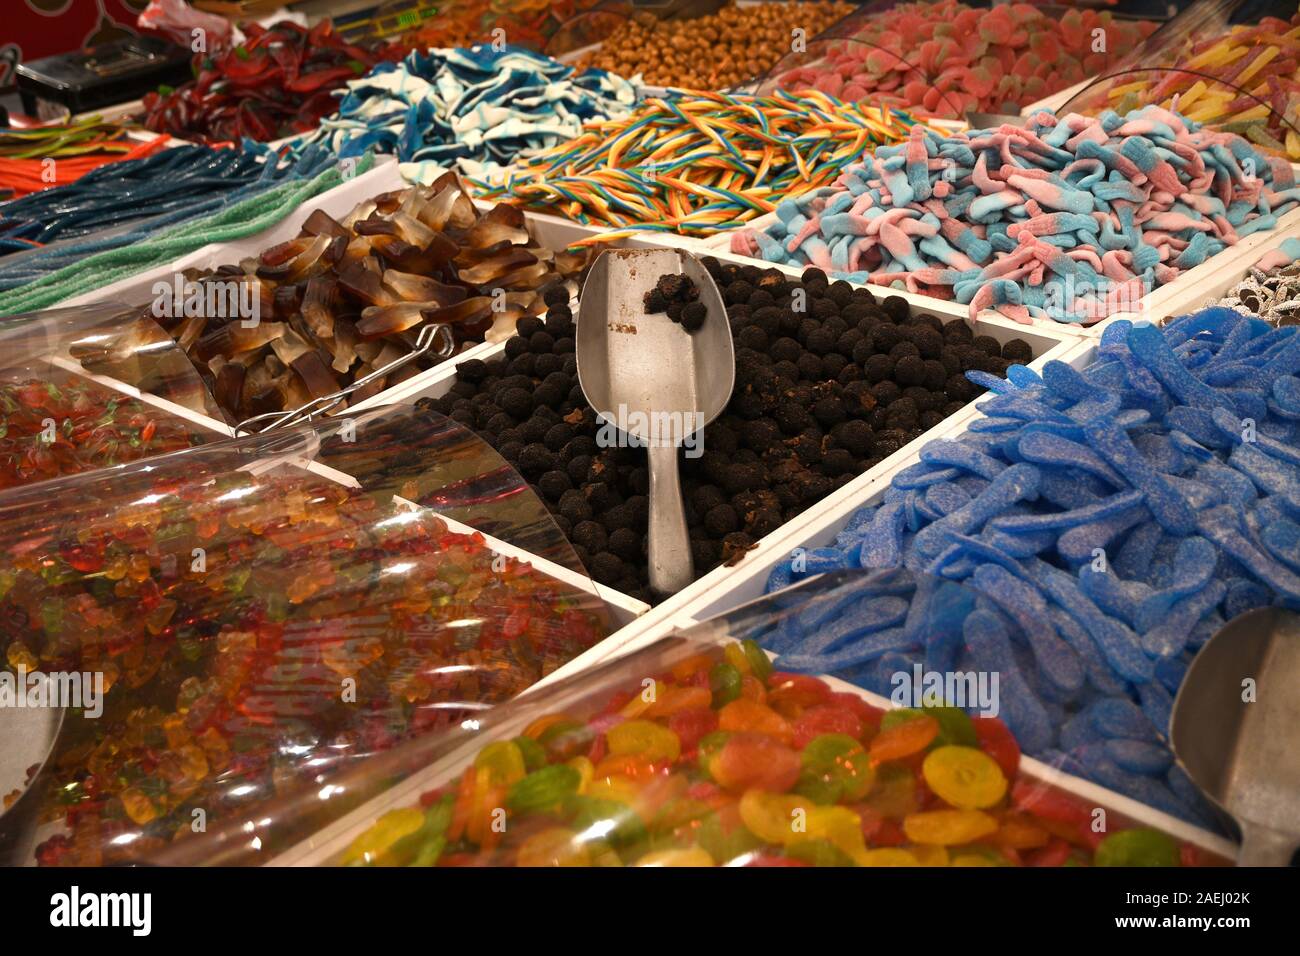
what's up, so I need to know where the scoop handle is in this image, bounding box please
[1237,821,1299,867]
[647,442,693,595]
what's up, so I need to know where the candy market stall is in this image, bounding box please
[0,404,628,866]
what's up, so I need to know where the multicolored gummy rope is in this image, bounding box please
[730,106,1300,324]
[471,89,921,240]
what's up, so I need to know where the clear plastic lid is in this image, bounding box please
[157,568,1230,867]
[0,404,612,866]
[0,302,228,492]
[1058,0,1300,157]
[746,1,1162,120]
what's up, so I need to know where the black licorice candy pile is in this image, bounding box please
[416,258,1033,602]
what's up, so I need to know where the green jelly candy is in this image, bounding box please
[742,639,773,683]
[796,733,874,804]
[513,736,548,772]
[880,708,929,731]
[1094,829,1180,867]
[537,719,592,761]
[566,795,647,847]
[697,810,764,863]
[924,705,978,747]
[506,764,581,815]
[385,794,454,867]
[710,662,743,707]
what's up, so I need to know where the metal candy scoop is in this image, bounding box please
[0,683,65,865]
[1170,606,1300,866]
[576,248,734,595]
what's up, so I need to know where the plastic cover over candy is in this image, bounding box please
[0,302,229,491]
[170,569,1231,867]
[0,405,613,866]
[1059,0,1300,158]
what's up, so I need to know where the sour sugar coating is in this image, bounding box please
[763,307,1300,828]
[729,106,1300,325]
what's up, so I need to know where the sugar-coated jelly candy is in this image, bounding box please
[708,732,802,792]
[922,746,1008,810]
[506,764,582,814]
[718,699,795,746]
[340,807,425,865]
[869,714,940,762]
[606,719,682,762]
[1094,828,1181,867]
[739,790,817,845]
[903,809,999,845]
[796,733,876,804]
[516,828,591,867]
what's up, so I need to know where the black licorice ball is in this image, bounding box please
[681,301,707,332]
[1002,338,1033,363]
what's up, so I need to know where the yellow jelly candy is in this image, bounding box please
[516,827,591,867]
[342,807,425,865]
[474,740,527,787]
[903,809,998,846]
[859,848,920,866]
[738,790,816,845]
[922,745,1008,809]
[804,806,869,864]
[907,844,951,867]
[606,719,681,762]
[567,755,595,794]
[634,847,715,867]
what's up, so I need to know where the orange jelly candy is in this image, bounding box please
[868,714,939,762]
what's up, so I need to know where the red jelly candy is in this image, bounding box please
[792,705,863,749]
[708,732,801,792]
[972,715,1020,780]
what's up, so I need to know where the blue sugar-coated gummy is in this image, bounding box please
[924,482,972,517]
[843,506,876,533]
[1193,459,1258,505]
[774,625,913,673]
[988,489,1144,534]
[1060,712,1099,752]
[911,463,1041,563]
[891,462,961,490]
[963,610,1055,752]
[1137,680,1174,738]
[1017,430,1126,487]
[1154,653,1189,694]
[1049,606,1129,696]
[794,595,910,654]
[971,564,1084,693]
[1084,418,1196,534]
[1036,470,1106,511]
[1078,567,1153,631]
[1261,517,1300,571]
[981,527,1059,558]
[1223,577,1271,618]
[766,561,795,593]
[1026,560,1154,682]
[1140,580,1227,658]
[1165,406,1233,449]
[1057,506,1149,565]
[919,439,1005,480]
[1105,738,1174,774]
[857,500,907,568]
[1127,323,1231,412]
[1075,745,1194,818]
[1114,520,1164,578]
[1163,474,1221,509]
[1087,696,1161,742]
[1132,535,1217,630]
[1198,504,1300,601]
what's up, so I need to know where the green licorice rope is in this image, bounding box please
[0,153,375,316]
